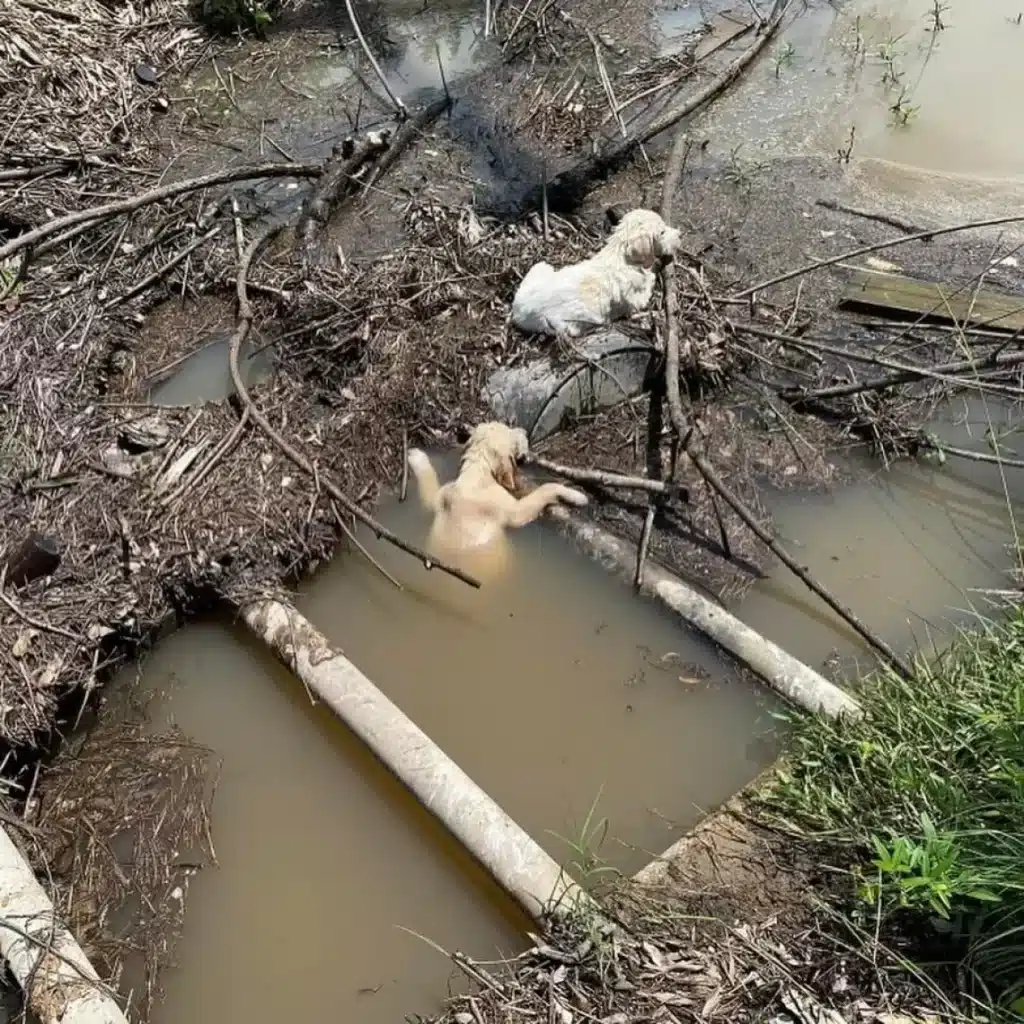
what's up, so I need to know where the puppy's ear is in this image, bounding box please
[658,225,683,260]
[494,455,518,492]
[510,427,530,459]
[623,230,658,268]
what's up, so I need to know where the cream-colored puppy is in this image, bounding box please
[406,423,588,565]
[510,208,683,339]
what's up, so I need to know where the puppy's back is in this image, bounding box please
[510,261,559,333]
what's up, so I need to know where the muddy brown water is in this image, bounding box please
[126,448,779,1024]
[740,397,1024,675]
[129,396,1024,1024]
[147,329,274,407]
[128,622,530,1024]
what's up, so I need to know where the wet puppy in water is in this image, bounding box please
[510,208,683,339]
[406,422,588,566]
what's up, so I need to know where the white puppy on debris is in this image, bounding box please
[407,422,587,563]
[510,208,683,339]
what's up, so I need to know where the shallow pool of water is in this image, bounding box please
[688,0,1024,207]
[123,459,781,1022]
[130,623,529,1024]
[297,456,781,876]
[305,0,494,96]
[738,396,1024,676]
[148,330,274,407]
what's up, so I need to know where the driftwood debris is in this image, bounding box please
[0,162,323,268]
[657,123,915,680]
[740,324,1024,404]
[2,533,61,588]
[735,211,1024,299]
[296,97,451,264]
[295,134,391,254]
[228,226,481,589]
[535,0,791,212]
[525,453,688,499]
[0,825,129,1024]
[842,268,1024,334]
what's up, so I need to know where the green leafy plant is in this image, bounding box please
[547,788,621,890]
[758,609,1024,1010]
[889,88,920,126]
[878,34,906,87]
[773,41,797,78]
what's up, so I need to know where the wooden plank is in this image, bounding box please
[695,13,755,61]
[842,268,1024,333]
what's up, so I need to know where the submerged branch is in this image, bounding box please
[0,162,323,265]
[658,125,913,680]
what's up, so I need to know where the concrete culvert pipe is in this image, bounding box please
[483,329,658,443]
[549,509,862,721]
[0,826,128,1024]
[238,598,590,921]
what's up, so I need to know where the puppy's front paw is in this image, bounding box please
[407,447,430,472]
[559,486,588,507]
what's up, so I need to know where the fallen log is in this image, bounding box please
[548,506,861,719]
[0,162,323,266]
[531,0,791,212]
[296,97,451,264]
[239,598,585,919]
[0,825,128,1024]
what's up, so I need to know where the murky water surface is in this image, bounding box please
[148,330,274,407]
[676,0,1024,224]
[740,398,1023,675]
[133,623,529,1024]
[131,461,779,1024]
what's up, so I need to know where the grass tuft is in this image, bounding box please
[758,609,1024,1012]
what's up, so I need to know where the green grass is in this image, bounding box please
[757,609,1024,1014]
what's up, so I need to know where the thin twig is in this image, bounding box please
[739,324,1024,402]
[344,0,408,119]
[634,502,657,588]
[0,585,85,645]
[329,500,403,589]
[400,428,410,501]
[526,454,687,496]
[104,226,221,309]
[915,436,1024,470]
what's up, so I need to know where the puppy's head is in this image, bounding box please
[464,421,529,491]
[612,209,684,268]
